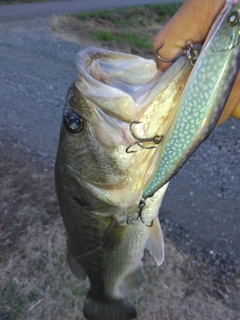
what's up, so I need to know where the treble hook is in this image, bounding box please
[156,43,199,66]
[126,121,163,153]
[126,198,153,227]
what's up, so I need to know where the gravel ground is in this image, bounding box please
[0,16,239,278]
[0,17,81,165]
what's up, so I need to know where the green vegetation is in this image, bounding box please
[74,4,182,26]
[147,3,182,22]
[0,279,26,319]
[94,29,152,49]
[94,29,115,41]
[53,3,182,53]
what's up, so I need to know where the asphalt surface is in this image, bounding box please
[0,0,180,22]
[0,1,239,276]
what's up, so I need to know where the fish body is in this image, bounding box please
[55,48,194,320]
[55,2,240,319]
[143,0,240,199]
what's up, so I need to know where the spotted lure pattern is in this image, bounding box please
[143,0,240,199]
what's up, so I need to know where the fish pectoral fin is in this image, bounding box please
[146,217,164,266]
[67,242,87,281]
[84,291,137,320]
[121,263,145,290]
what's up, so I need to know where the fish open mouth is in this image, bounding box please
[72,47,195,208]
[75,46,193,147]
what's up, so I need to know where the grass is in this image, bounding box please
[0,139,239,319]
[94,29,152,49]
[94,29,115,41]
[52,3,182,56]
[74,4,182,26]
[147,3,183,22]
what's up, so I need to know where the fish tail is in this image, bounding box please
[83,290,137,320]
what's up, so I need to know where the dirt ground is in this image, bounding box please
[1,137,239,319]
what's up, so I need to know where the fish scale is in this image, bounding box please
[143,0,240,199]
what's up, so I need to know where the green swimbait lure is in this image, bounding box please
[142,0,240,201]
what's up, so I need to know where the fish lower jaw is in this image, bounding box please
[82,177,145,210]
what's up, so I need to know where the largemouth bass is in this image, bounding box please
[55,1,240,319]
[55,49,194,320]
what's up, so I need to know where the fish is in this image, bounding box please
[55,1,240,319]
[55,47,195,320]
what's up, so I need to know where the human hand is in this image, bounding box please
[153,0,240,125]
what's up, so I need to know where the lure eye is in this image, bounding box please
[64,111,84,134]
[227,12,239,26]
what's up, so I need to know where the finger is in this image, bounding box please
[231,101,240,120]
[217,72,240,125]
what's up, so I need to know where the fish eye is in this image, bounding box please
[227,12,239,26]
[64,111,84,134]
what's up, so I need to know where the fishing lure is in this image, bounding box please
[131,0,240,224]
